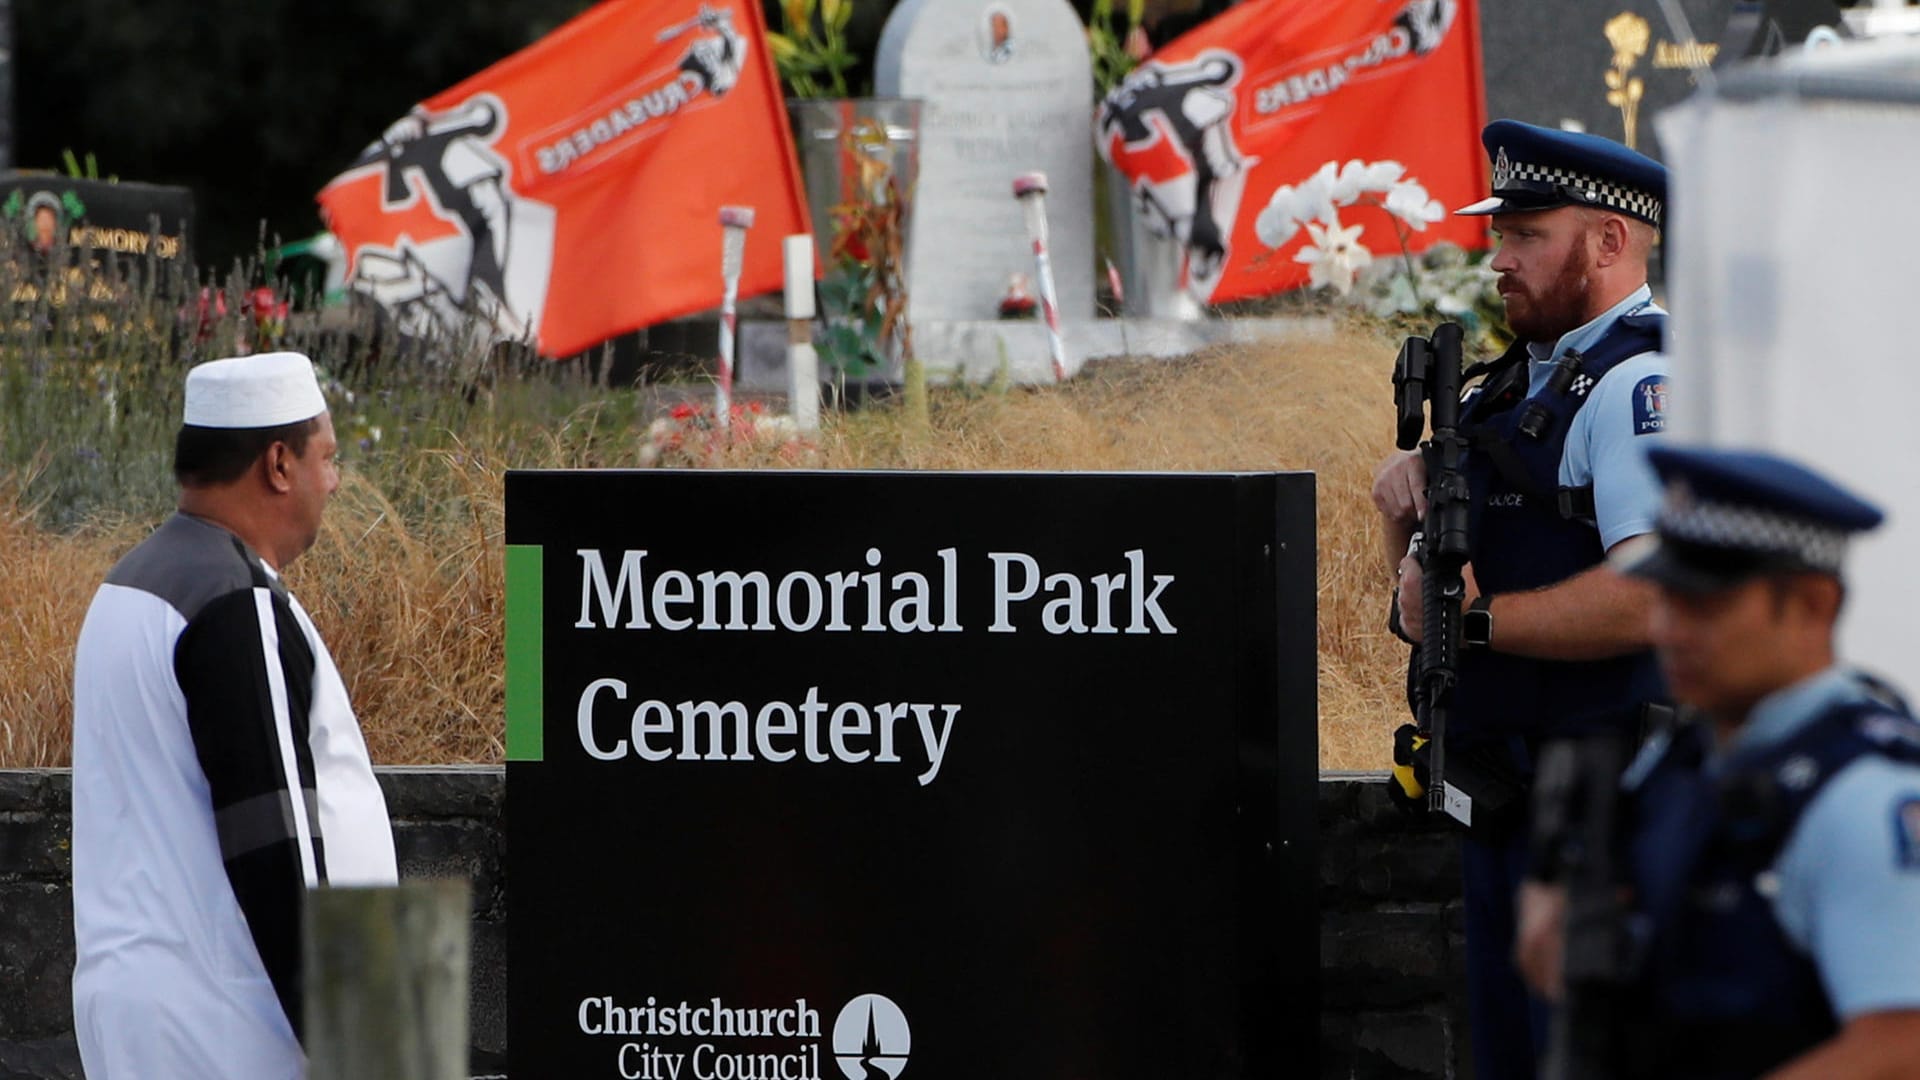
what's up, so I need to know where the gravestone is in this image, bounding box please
[876,0,1095,323]
[1479,0,1841,162]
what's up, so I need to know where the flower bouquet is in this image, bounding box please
[640,400,814,469]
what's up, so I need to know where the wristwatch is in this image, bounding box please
[1463,595,1494,649]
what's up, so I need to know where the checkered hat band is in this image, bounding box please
[1659,497,1848,572]
[1501,159,1662,225]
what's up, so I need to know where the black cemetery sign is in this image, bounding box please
[505,470,1318,1079]
[1477,0,1841,163]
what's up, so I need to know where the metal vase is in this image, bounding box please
[787,96,923,385]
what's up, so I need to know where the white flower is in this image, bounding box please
[1255,186,1304,248]
[1330,160,1367,206]
[1258,159,1438,256]
[1333,159,1407,205]
[1293,214,1373,296]
[1359,160,1407,192]
[1384,181,1446,231]
[1295,162,1340,224]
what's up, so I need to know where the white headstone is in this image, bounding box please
[877,0,1095,323]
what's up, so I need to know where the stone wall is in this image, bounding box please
[1318,772,1470,1080]
[0,768,1467,1080]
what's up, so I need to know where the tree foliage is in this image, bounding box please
[14,0,594,271]
[9,0,1161,277]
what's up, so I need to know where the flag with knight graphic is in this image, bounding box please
[318,0,809,358]
[1098,0,1490,303]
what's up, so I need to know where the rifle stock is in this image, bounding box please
[1539,734,1638,1079]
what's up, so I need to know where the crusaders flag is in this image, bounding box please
[318,0,808,357]
[1098,0,1488,303]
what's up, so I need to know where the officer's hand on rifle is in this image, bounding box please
[1395,558,1481,646]
[1516,880,1569,1003]
[1372,448,1429,526]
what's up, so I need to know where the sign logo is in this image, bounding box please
[832,994,910,1079]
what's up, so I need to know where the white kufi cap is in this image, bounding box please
[182,351,328,429]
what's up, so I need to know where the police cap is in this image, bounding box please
[1456,119,1666,228]
[1615,446,1884,592]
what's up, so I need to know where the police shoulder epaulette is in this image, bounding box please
[1855,710,1920,757]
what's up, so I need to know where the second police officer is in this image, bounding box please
[1518,446,1920,1078]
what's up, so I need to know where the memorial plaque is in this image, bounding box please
[0,175,193,266]
[1477,0,1843,161]
[506,470,1318,1078]
[876,0,1095,322]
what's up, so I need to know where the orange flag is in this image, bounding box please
[1098,0,1489,303]
[318,0,808,358]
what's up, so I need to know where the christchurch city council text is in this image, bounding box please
[581,997,824,1080]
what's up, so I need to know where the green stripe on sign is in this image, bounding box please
[505,544,544,762]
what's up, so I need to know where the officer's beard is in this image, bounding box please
[1502,241,1593,344]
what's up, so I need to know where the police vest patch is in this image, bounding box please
[1632,375,1668,435]
[1897,796,1920,871]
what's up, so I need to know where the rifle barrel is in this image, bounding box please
[1418,322,1468,813]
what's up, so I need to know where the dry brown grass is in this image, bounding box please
[0,474,138,766]
[284,447,511,766]
[0,317,1411,770]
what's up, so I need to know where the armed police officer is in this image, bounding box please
[1372,120,1672,1080]
[1517,446,1920,1078]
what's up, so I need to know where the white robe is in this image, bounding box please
[71,514,395,1079]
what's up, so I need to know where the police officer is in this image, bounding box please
[1373,120,1673,1080]
[1517,446,1920,1078]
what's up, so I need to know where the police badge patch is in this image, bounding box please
[1896,797,1920,870]
[1633,375,1668,435]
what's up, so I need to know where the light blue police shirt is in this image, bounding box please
[1724,666,1920,1020]
[1524,284,1669,551]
